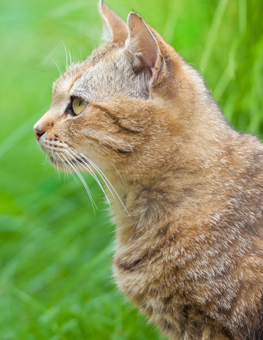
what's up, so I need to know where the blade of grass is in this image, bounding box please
[239,0,247,34]
[200,0,229,72]
[213,37,240,100]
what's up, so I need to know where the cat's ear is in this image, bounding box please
[99,0,128,44]
[126,12,163,86]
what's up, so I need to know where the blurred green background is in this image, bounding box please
[0,0,263,339]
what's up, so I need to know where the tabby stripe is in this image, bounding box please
[85,134,132,154]
[92,103,140,134]
[115,231,179,272]
[115,254,147,271]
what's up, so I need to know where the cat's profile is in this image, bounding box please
[33,1,263,339]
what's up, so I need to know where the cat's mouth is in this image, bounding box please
[39,138,87,170]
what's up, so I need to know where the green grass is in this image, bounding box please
[0,0,262,339]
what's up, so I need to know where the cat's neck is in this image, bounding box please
[106,122,240,245]
[107,158,211,244]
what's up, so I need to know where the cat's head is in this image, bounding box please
[33,0,209,183]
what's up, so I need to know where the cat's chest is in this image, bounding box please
[113,250,193,339]
[112,235,180,308]
[113,253,230,340]
[113,248,174,319]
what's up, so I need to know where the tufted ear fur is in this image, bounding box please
[125,12,163,86]
[99,0,128,44]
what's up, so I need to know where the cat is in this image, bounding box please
[33,1,263,339]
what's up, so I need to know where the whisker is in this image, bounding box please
[72,149,129,215]
[111,162,125,185]
[48,145,78,184]
[125,141,135,154]
[69,149,116,201]
[61,40,68,70]
[64,148,111,206]
[56,152,73,183]
[52,60,62,76]
[60,151,97,212]
[88,159,128,213]
[51,147,60,181]
[48,144,128,214]
[68,48,72,66]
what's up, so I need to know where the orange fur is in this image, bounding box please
[34,2,263,339]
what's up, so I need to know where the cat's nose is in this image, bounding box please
[33,124,45,141]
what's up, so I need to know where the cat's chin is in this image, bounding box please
[49,155,65,170]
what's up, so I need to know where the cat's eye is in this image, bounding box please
[72,97,88,115]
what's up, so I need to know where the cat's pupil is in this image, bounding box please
[79,99,83,106]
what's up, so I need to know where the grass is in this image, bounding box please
[0,0,262,339]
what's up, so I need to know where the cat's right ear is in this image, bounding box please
[99,0,128,44]
[125,12,164,86]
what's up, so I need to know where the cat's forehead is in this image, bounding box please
[52,43,150,103]
[53,44,115,91]
[52,44,120,99]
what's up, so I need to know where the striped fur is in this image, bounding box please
[34,2,263,339]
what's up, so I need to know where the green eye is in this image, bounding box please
[72,97,88,115]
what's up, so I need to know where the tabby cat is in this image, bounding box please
[33,1,263,339]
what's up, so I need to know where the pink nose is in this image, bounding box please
[33,125,45,141]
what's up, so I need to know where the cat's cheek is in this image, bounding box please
[77,145,103,168]
[72,142,108,173]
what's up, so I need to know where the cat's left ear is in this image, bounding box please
[125,12,163,86]
[99,0,128,44]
